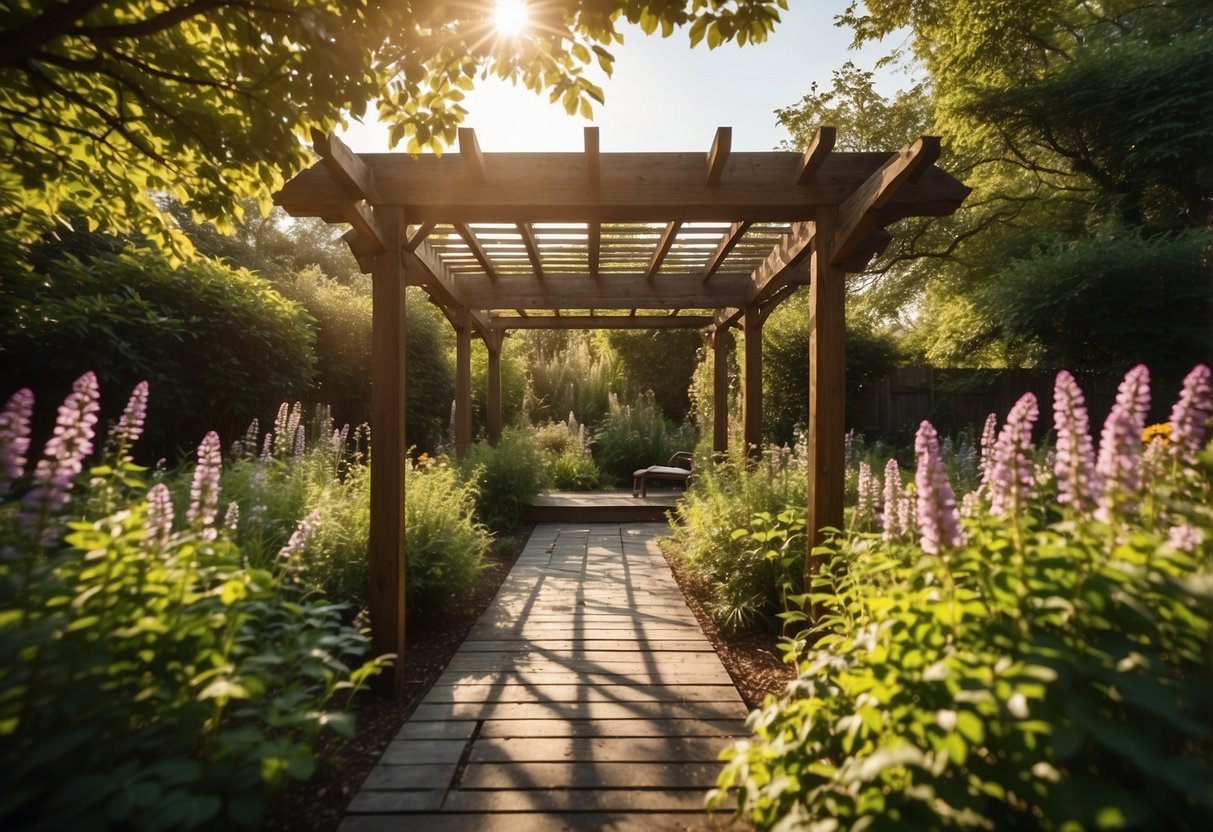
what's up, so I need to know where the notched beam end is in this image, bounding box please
[706,126,731,186]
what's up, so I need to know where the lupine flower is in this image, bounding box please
[112,380,149,451]
[223,501,240,533]
[186,431,223,539]
[900,484,917,537]
[979,412,998,490]
[145,483,175,549]
[242,418,260,458]
[1053,372,1096,512]
[914,421,964,554]
[1115,365,1151,432]
[1167,524,1204,553]
[1169,364,1212,464]
[0,388,34,497]
[286,403,302,446]
[844,429,856,468]
[989,393,1039,518]
[272,402,290,442]
[856,461,880,525]
[1096,407,1142,522]
[21,372,100,544]
[277,509,321,564]
[881,458,902,540]
[293,424,306,457]
[959,491,983,518]
[261,432,274,461]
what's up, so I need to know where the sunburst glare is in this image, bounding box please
[493,0,530,35]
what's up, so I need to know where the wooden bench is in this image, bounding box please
[632,451,694,498]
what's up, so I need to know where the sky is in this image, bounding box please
[340,1,909,154]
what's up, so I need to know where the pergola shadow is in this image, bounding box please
[273,125,968,688]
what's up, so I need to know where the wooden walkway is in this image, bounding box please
[340,523,749,831]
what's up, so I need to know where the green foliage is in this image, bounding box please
[594,391,695,485]
[471,339,527,436]
[712,406,1213,830]
[459,428,547,534]
[1,0,788,252]
[523,333,619,428]
[0,401,381,830]
[984,230,1213,375]
[670,443,807,630]
[533,417,604,491]
[0,240,315,455]
[601,329,703,423]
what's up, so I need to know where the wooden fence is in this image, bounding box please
[850,367,1183,439]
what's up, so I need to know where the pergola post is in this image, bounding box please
[486,332,503,446]
[807,206,847,593]
[368,207,407,695]
[711,328,732,454]
[742,306,763,457]
[454,314,472,458]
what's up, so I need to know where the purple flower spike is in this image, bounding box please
[978,412,998,490]
[145,482,175,549]
[20,372,101,543]
[186,431,223,539]
[277,509,321,563]
[989,393,1039,518]
[1096,407,1141,522]
[0,388,34,497]
[1169,364,1212,464]
[856,461,880,522]
[881,458,902,540]
[293,424,306,458]
[1115,365,1151,432]
[113,380,149,452]
[1053,372,1096,512]
[914,421,965,554]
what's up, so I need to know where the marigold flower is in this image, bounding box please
[914,421,964,554]
[989,393,1039,518]
[1169,364,1212,464]
[0,388,34,497]
[1053,372,1096,512]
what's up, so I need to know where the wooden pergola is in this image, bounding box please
[274,126,969,692]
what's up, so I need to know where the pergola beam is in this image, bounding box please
[448,273,752,310]
[702,221,751,283]
[404,239,494,340]
[706,127,731,186]
[518,222,545,280]
[458,128,486,186]
[794,126,836,186]
[453,222,498,280]
[490,314,712,330]
[312,131,381,204]
[834,136,941,264]
[646,221,682,280]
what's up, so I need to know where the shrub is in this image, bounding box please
[712,364,1213,830]
[533,415,603,491]
[594,391,695,485]
[0,240,316,456]
[459,428,546,533]
[523,333,619,428]
[0,376,381,831]
[670,442,808,631]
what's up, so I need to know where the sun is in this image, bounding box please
[493,0,530,35]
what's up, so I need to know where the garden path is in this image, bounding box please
[339,522,748,831]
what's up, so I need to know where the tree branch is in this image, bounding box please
[0,0,109,68]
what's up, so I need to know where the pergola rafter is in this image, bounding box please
[275,126,969,693]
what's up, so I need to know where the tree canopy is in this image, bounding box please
[780,0,1212,372]
[0,0,788,252]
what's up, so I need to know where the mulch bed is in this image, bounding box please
[263,522,794,830]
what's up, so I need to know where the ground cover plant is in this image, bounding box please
[0,376,384,830]
[710,364,1213,830]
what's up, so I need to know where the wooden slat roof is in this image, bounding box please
[276,127,969,338]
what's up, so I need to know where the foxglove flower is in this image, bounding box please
[186,431,223,539]
[915,421,964,554]
[881,458,902,540]
[0,388,34,497]
[113,380,149,451]
[978,412,998,490]
[1096,407,1141,522]
[1169,364,1212,464]
[1115,365,1151,432]
[21,372,100,543]
[989,393,1039,518]
[1053,372,1095,512]
[277,509,321,564]
[145,483,174,549]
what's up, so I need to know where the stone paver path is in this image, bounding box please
[339,522,749,831]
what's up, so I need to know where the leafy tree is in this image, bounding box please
[1,0,789,252]
[601,329,703,423]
